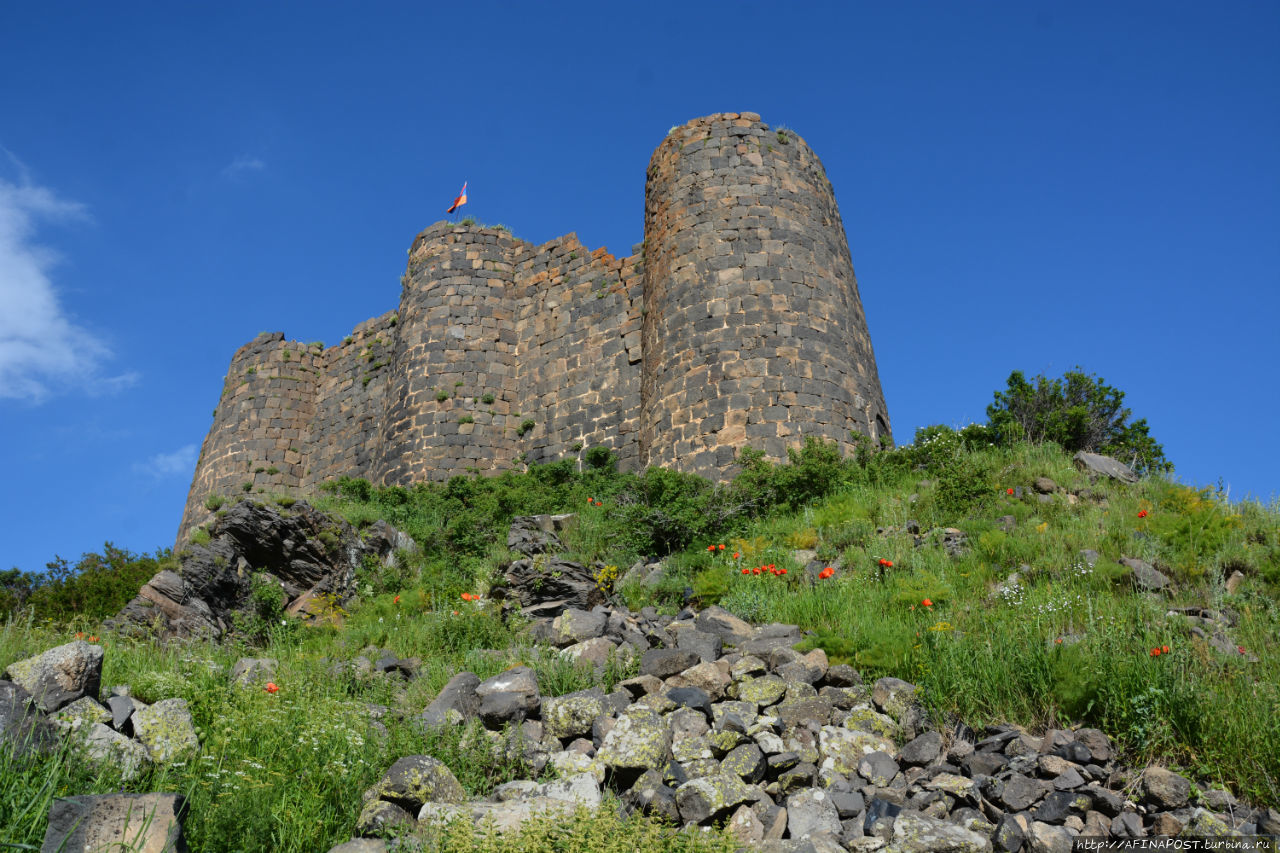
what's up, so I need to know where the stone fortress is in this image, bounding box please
[178,112,892,543]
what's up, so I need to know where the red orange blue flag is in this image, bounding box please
[447,182,468,214]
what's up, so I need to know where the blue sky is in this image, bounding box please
[2,2,1277,574]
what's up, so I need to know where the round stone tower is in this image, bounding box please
[640,112,891,477]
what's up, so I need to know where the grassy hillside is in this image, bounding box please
[2,431,1277,850]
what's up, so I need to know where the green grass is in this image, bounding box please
[3,434,1278,848]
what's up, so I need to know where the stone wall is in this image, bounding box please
[641,113,890,474]
[178,112,891,543]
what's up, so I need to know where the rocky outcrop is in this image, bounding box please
[107,500,414,641]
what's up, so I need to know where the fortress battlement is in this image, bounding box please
[179,113,891,542]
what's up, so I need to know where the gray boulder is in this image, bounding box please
[0,680,57,756]
[364,755,467,811]
[132,699,200,763]
[76,723,152,781]
[1120,557,1172,592]
[417,671,480,729]
[1073,451,1139,484]
[41,793,187,853]
[787,788,842,839]
[886,811,993,853]
[675,772,755,824]
[3,640,104,713]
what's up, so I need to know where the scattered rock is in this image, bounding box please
[3,641,104,713]
[1073,452,1139,484]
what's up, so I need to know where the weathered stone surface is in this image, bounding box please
[1141,767,1191,809]
[131,698,200,763]
[542,690,606,741]
[621,768,680,822]
[675,773,755,824]
[418,671,481,729]
[551,608,607,645]
[640,648,701,679]
[871,677,917,721]
[1073,452,1139,484]
[503,557,604,616]
[900,731,943,766]
[363,755,466,810]
[355,799,416,839]
[696,606,755,642]
[736,674,788,707]
[1120,557,1172,591]
[0,680,57,756]
[1026,821,1073,853]
[507,515,572,556]
[51,696,111,732]
[820,725,897,775]
[788,788,842,839]
[596,708,672,779]
[230,657,277,688]
[3,641,104,713]
[76,723,152,781]
[42,793,187,853]
[887,811,992,853]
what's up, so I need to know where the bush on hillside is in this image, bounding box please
[986,368,1171,475]
[0,544,174,623]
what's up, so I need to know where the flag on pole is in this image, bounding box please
[447,182,468,214]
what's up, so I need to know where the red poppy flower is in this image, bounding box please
[452,610,460,615]
[1150,648,1161,657]
[1055,638,1063,644]
[1161,645,1170,654]
[885,560,894,568]
[707,545,716,552]
[394,595,400,604]
[733,552,740,559]
[88,636,98,643]
[1007,488,1014,495]
[922,598,933,607]
[753,568,761,575]
[461,592,474,601]
[768,563,775,570]
[1238,645,1246,654]
[741,568,750,575]
[264,682,279,694]
[75,631,85,639]
[1138,509,1148,518]
[588,498,595,504]
[718,544,725,551]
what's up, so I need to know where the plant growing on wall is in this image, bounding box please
[436,390,449,403]
[481,393,495,405]
[516,419,536,438]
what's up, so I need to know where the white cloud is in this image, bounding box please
[142,443,198,478]
[221,155,266,179]
[0,151,135,402]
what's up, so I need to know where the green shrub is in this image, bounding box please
[0,545,176,623]
[517,419,536,438]
[458,415,474,424]
[436,390,449,403]
[987,368,1170,474]
[481,393,495,405]
[204,494,226,511]
[584,446,616,472]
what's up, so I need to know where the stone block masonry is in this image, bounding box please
[178,113,891,544]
